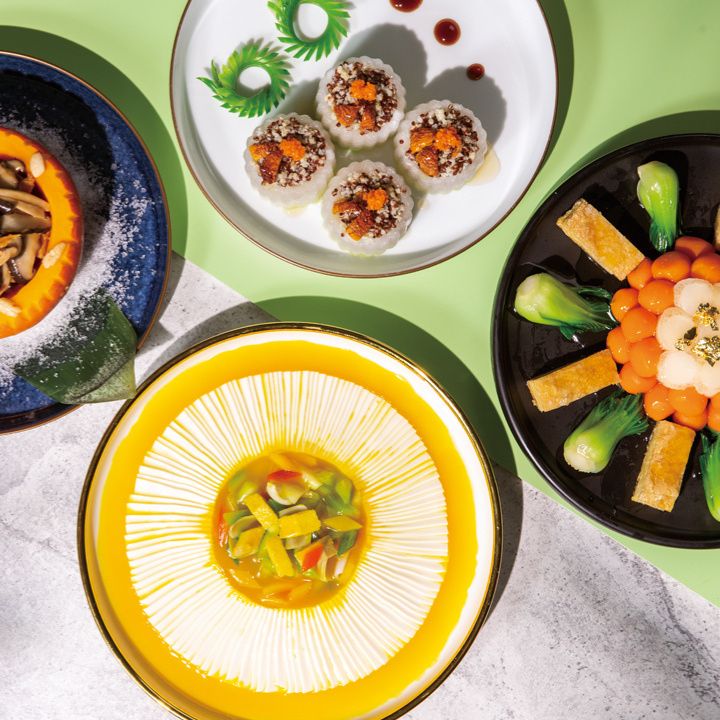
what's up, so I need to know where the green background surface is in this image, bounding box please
[4,0,720,605]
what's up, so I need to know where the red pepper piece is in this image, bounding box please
[267,469,302,482]
[301,542,324,571]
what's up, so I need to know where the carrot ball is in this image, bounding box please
[629,336,662,378]
[621,306,658,342]
[611,288,639,321]
[674,236,714,260]
[638,279,675,314]
[651,251,691,282]
[643,383,674,421]
[628,258,653,290]
[691,253,720,283]
[620,362,657,394]
[606,326,631,364]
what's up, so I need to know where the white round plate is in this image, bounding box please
[171,0,557,276]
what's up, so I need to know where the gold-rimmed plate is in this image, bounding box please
[79,322,500,720]
[170,0,557,276]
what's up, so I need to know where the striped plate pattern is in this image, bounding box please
[125,370,448,693]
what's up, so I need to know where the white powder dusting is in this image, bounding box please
[0,114,150,393]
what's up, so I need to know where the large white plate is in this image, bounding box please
[171,0,557,276]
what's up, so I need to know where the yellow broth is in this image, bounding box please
[213,452,364,608]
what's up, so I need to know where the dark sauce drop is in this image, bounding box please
[434,18,461,45]
[467,63,485,80]
[390,0,423,11]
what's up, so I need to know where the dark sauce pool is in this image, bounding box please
[467,63,486,80]
[390,0,423,11]
[434,18,461,45]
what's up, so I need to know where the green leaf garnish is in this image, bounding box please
[198,42,291,118]
[268,0,350,61]
[17,290,137,404]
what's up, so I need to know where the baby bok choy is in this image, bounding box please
[514,272,617,340]
[699,433,720,522]
[637,161,679,253]
[564,391,649,474]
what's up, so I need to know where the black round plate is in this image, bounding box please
[493,133,720,548]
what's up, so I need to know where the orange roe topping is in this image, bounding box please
[279,138,306,161]
[249,142,278,162]
[363,188,388,211]
[434,127,462,153]
[349,79,377,101]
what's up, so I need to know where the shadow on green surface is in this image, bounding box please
[0,26,188,257]
[261,296,517,475]
[539,0,574,156]
[564,110,720,181]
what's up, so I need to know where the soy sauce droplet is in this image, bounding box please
[434,19,461,45]
[390,0,423,11]
[467,63,485,80]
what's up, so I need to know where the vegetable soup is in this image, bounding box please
[214,452,364,608]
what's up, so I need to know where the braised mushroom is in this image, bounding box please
[0,264,11,296]
[0,155,53,298]
[0,211,50,234]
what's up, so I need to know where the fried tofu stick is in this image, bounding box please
[557,199,645,280]
[526,349,620,412]
[632,420,695,512]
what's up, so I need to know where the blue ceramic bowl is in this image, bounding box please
[0,53,170,432]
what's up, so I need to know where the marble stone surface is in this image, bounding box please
[1,257,719,720]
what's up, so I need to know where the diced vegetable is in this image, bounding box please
[302,469,335,490]
[316,484,347,514]
[265,535,296,577]
[337,530,358,556]
[699,433,720,522]
[637,161,680,253]
[244,493,280,533]
[267,479,305,505]
[268,452,296,471]
[229,474,260,506]
[267,498,285,513]
[296,539,325,571]
[335,476,354,504]
[223,509,250,525]
[262,580,298,597]
[514,272,616,340]
[301,490,321,507]
[227,470,246,495]
[229,514,259,538]
[229,567,261,589]
[563,391,649,473]
[288,582,313,603]
[324,515,362,532]
[284,533,312,550]
[231,527,265,559]
[278,509,321,538]
[268,469,302,481]
[216,452,365,605]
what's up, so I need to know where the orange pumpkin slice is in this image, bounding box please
[0,127,83,338]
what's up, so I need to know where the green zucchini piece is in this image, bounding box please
[229,515,260,538]
[337,530,358,556]
[335,476,353,505]
[223,509,251,525]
